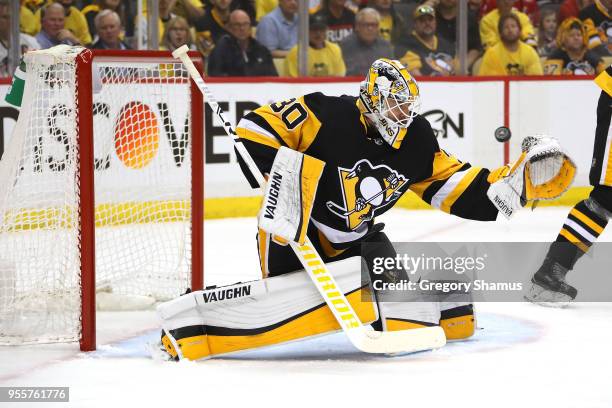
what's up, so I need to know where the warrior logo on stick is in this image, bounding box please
[327,159,409,230]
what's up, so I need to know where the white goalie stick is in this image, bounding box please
[172,45,446,354]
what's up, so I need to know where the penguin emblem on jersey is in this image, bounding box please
[326,160,409,230]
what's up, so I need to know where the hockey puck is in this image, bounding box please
[494,126,512,142]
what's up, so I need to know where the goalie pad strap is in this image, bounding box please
[258,146,325,245]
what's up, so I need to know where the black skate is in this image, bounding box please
[525,257,577,307]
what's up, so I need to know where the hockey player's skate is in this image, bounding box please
[525,257,577,307]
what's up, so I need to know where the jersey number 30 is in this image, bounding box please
[270,98,308,130]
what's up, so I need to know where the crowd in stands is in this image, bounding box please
[1,0,611,78]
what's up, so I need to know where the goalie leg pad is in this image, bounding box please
[439,302,476,340]
[157,257,378,360]
[378,301,441,332]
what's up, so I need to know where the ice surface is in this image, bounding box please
[1,207,611,408]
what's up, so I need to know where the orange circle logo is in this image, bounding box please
[114,102,160,169]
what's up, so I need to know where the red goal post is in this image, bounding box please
[0,46,204,351]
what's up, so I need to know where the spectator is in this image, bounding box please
[256,0,298,58]
[537,7,558,58]
[194,0,232,56]
[20,0,39,36]
[207,10,277,76]
[230,0,257,23]
[313,0,356,43]
[173,0,205,23]
[559,0,593,22]
[469,0,483,12]
[396,5,456,76]
[479,0,540,24]
[368,0,407,46]
[579,0,612,55]
[480,0,536,49]
[90,9,129,49]
[160,16,195,51]
[478,13,543,75]
[256,0,278,21]
[544,17,604,74]
[35,0,93,45]
[340,8,393,76]
[82,0,128,40]
[136,0,180,49]
[0,0,40,77]
[285,13,346,76]
[35,2,81,48]
[436,0,482,71]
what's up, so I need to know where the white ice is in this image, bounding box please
[1,207,611,408]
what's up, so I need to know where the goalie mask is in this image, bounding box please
[359,59,421,149]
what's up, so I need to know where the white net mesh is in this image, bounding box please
[0,46,194,345]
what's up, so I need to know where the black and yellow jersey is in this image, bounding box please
[395,33,456,76]
[579,0,612,53]
[236,93,500,250]
[544,49,604,75]
[595,64,612,96]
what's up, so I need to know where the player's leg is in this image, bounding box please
[528,189,610,302]
[331,228,474,340]
[158,224,382,360]
[527,90,612,304]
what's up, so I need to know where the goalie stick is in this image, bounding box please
[172,45,446,354]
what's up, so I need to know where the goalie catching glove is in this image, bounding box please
[258,147,325,245]
[487,135,576,219]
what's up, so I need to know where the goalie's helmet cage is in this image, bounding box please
[359,59,421,149]
[0,46,204,350]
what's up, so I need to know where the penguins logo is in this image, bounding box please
[326,160,409,230]
[425,52,455,76]
[564,60,595,75]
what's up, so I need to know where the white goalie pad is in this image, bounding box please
[257,146,325,245]
[488,135,576,219]
[157,257,378,356]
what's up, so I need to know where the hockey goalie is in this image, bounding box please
[157,58,576,360]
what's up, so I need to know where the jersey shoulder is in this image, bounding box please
[302,92,361,121]
[239,93,361,152]
[400,115,440,154]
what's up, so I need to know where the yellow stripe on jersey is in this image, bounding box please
[236,127,282,150]
[594,67,612,97]
[317,230,348,258]
[605,157,612,186]
[439,167,482,213]
[559,228,590,253]
[253,97,322,152]
[409,150,465,198]
[570,208,605,234]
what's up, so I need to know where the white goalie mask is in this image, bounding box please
[358,59,421,149]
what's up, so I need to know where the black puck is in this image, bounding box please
[494,126,512,142]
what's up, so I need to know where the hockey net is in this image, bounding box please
[0,46,204,350]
